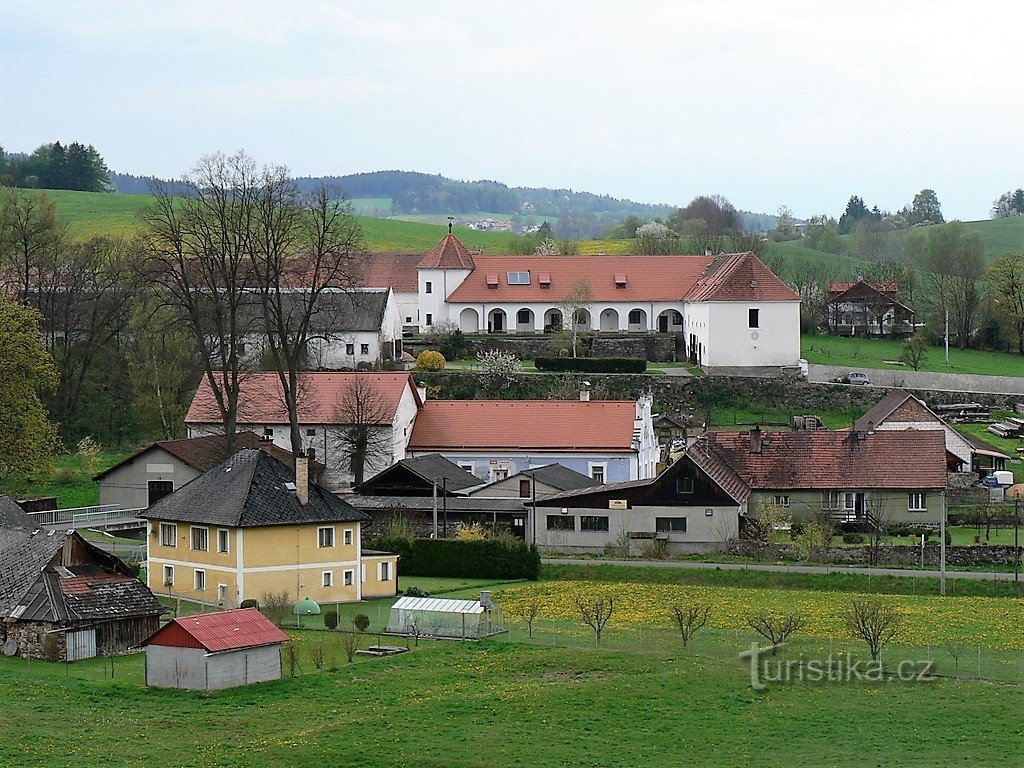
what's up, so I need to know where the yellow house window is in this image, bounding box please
[217,529,230,554]
[379,562,391,581]
[344,569,354,586]
[191,526,209,552]
[344,528,353,546]
[194,569,206,591]
[318,526,335,548]
[162,564,174,586]
[322,571,333,587]
[159,523,177,547]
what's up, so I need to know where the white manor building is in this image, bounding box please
[411,233,801,372]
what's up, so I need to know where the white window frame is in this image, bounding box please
[822,491,841,510]
[190,526,209,552]
[217,583,227,602]
[318,526,335,548]
[773,495,791,508]
[194,569,206,591]
[378,562,391,581]
[843,492,857,511]
[344,569,354,586]
[459,462,475,473]
[908,492,927,512]
[217,528,230,554]
[507,271,531,285]
[322,571,333,587]
[589,463,607,484]
[360,563,367,583]
[159,522,177,547]
[162,564,174,586]
[343,528,353,546]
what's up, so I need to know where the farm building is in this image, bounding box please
[385,594,505,640]
[142,608,290,690]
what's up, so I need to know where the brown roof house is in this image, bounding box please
[0,497,164,661]
[827,280,915,338]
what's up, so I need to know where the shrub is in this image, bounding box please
[403,585,430,597]
[842,533,865,544]
[789,522,805,538]
[239,599,259,610]
[639,538,669,559]
[534,356,646,373]
[454,521,488,541]
[322,608,339,630]
[353,613,370,632]
[415,350,446,371]
[370,537,541,580]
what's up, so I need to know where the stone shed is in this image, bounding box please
[142,608,290,691]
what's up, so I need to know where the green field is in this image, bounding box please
[802,333,1024,378]
[0,448,135,508]
[348,197,393,216]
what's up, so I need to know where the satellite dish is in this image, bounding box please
[3,639,17,657]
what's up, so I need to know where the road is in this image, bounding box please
[807,363,1024,397]
[542,557,1021,582]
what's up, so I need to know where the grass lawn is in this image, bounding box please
[1,448,135,508]
[802,333,1024,378]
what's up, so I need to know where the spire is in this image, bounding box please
[416,231,476,270]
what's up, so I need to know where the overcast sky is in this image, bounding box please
[2,1,1020,220]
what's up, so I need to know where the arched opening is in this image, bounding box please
[487,308,507,333]
[657,310,683,334]
[627,308,647,332]
[599,308,619,331]
[544,308,563,333]
[573,308,591,331]
[515,307,536,332]
[459,308,480,333]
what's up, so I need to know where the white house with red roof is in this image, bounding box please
[185,371,424,489]
[412,233,800,372]
[406,394,658,483]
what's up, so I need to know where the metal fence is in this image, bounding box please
[26,505,145,529]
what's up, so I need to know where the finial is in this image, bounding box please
[447,216,454,234]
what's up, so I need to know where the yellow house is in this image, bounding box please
[141,449,398,608]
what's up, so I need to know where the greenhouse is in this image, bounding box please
[385,594,506,640]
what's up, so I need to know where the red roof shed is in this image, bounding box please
[143,608,289,653]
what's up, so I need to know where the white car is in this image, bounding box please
[847,371,871,385]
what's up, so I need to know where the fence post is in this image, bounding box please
[977,647,982,679]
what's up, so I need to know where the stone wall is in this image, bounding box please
[407,333,680,362]
[5,620,65,661]
[726,540,1022,567]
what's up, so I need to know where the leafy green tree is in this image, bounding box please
[899,334,929,370]
[911,222,985,348]
[802,214,845,255]
[0,297,61,492]
[838,195,876,234]
[667,195,738,236]
[988,252,1024,354]
[908,189,944,225]
[992,189,1024,218]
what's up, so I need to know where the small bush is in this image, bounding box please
[639,539,669,559]
[534,356,646,373]
[415,350,446,371]
[323,608,339,630]
[842,533,865,544]
[789,522,805,538]
[353,613,370,632]
[239,599,259,610]
[404,585,430,597]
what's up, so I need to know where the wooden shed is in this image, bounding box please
[142,608,289,691]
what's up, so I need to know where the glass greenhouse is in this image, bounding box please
[385,595,506,640]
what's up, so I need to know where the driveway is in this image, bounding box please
[807,363,1024,396]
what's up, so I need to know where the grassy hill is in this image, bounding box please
[957,217,1024,259]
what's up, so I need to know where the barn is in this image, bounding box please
[142,608,290,691]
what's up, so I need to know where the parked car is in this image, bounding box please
[831,371,872,385]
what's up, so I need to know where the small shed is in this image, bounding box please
[142,608,290,690]
[385,594,505,640]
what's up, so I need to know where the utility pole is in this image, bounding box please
[944,310,949,366]
[1015,495,1020,597]
[432,480,438,539]
[940,491,947,596]
[442,477,448,538]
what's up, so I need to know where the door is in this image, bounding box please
[148,480,174,506]
[66,629,97,661]
[511,516,526,540]
[658,314,669,333]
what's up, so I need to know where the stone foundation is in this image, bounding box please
[726,540,1022,567]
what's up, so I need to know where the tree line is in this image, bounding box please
[1,142,112,192]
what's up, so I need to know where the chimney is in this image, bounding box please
[749,426,762,454]
[579,381,591,402]
[705,246,713,256]
[295,454,309,505]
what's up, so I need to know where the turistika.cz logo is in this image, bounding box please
[739,643,937,690]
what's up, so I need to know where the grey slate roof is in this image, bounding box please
[0,495,33,528]
[18,567,164,623]
[0,528,67,617]
[240,289,390,334]
[141,449,368,527]
[356,453,482,495]
[349,496,527,513]
[520,463,597,491]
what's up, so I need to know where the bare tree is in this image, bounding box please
[671,603,712,648]
[557,279,594,358]
[260,590,291,626]
[846,599,901,661]
[309,636,327,671]
[331,375,394,486]
[0,188,66,302]
[744,611,805,654]
[575,594,614,645]
[341,630,359,663]
[249,183,365,457]
[518,595,542,638]
[141,152,262,451]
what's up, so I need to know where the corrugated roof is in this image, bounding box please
[141,449,368,527]
[408,400,638,451]
[706,429,947,489]
[416,234,477,270]
[186,371,421,426]
[391,596,485,614]
[145,608,290,652]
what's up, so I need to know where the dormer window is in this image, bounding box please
[507,271,531,285]
[486,274,499,288]
[614,273,627,288]
[539,273,551,288]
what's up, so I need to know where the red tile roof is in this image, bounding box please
[358,252,421,293]
[185,372,422,426]
[417,234,477,270]
[706,429,947,490]
[144,608,290,652]
[684,252,800,302]
[408,400,638,451]
[828,280,900,296]
[447,254,716,303]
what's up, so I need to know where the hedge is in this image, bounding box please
[534,356,646,373]
[369,537,541,580]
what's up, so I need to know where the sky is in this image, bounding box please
[2,1,1022,220]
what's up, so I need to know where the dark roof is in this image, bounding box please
[94,432,319,481]
[852,390,922,432]
[356,453,481,494]
[349,496,526,513]
[238,289,390,334]
[18,568,164,623]
[141,449,368,527]
[0,495,33,528]
[521,463,597,491]
[0,528,67,617]
[706,429,948,490]
[686,443,751,502]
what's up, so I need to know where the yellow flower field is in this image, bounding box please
[497,581,1024,650]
